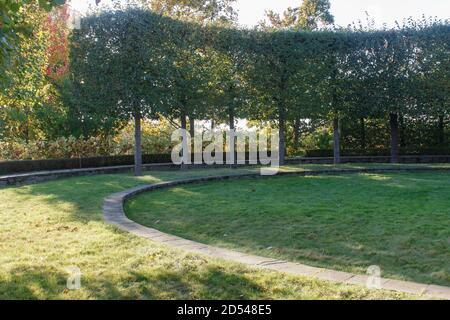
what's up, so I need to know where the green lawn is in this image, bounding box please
[0,164,447,300]
[126,169,450,287]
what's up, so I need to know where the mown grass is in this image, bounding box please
[1,164,447,299]
[126,167,450,287]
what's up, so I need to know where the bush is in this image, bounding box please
[0,136,117,160]
[0,154,173,175]
[0,120,176,161]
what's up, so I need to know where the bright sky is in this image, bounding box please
[236,0,450,27]
[70,0,450,28]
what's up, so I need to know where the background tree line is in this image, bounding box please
[1,1,449,176]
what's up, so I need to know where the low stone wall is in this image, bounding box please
[0,163,178,187]
[0,154,173,175]
[288,155,450,164]
[1,155,449,187]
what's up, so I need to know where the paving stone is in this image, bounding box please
[381,279,428,295]
[425,285,450,300]
[264,262,323,277]
[345,274,371,287]
[179,244,211,253]
[195,247,249,261]
[163,239,198,247]
[168,239,206,250]
[214,254,272,265]
[315,270,356,283]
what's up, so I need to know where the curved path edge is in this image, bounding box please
[103,167,450,299]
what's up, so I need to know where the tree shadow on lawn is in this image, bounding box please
[7,168,258,222]
[0,264,284,300]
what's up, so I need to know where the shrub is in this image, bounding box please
[0,154,173,175]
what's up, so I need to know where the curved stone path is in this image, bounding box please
[103,168,450,299]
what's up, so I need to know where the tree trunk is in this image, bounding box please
[189,117,195,140]
[360,117,366,150]
[24,124,29,145]
[229,106,237,167]
[181,112,188,170]
[293,117,301,153]
[134,110,143,176]
[333,116,340,164]
[399,114,406,148]
[211,119,215,132]
[229,107,235,131]
[189,116,195,156]
[390,112,399,163]
[438,115,444,146]
[278,105,286,166]
[24,107,30,144]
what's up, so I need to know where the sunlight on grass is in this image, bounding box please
[1,164,448,299]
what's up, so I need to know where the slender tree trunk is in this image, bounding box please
[278,104,286,166]
[390,112,399,163]
[211,119,215,132]
[399,114,406,149]
[293,117,301,153]
[189,116,195,156]
[438,115,444,146]
[189,117,195,140]
[330,67,340,164]
[181,112,188,170]
[229,106,237,167]
[360,117,366,150]
[134,110,143,176]
[229,107,235,131]
[24,107,30,144]
[24,124,29,145]
[277,67,288,166]
[333,116,340,164]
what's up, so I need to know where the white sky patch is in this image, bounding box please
[236,0,449,28]
[70,0,449,28]
[364,5,383,24]
[68,0,91,13]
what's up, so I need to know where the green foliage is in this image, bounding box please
[263,0,334,31]
[0,135,115,160]
[0,0,65,86]
[0,5,51,142]
[68,8,448,160]
[302,126,333,150]
[145,0,237,25]
[2,5,449,161]
[0,119,175,160]
[0,2,77,143]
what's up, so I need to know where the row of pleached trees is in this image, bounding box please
[69,7,449,175]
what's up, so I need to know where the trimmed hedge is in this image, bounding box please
[2,150,449,175]
[0,154,172,175]
[305,148,450,158]
[0,152,271,175]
